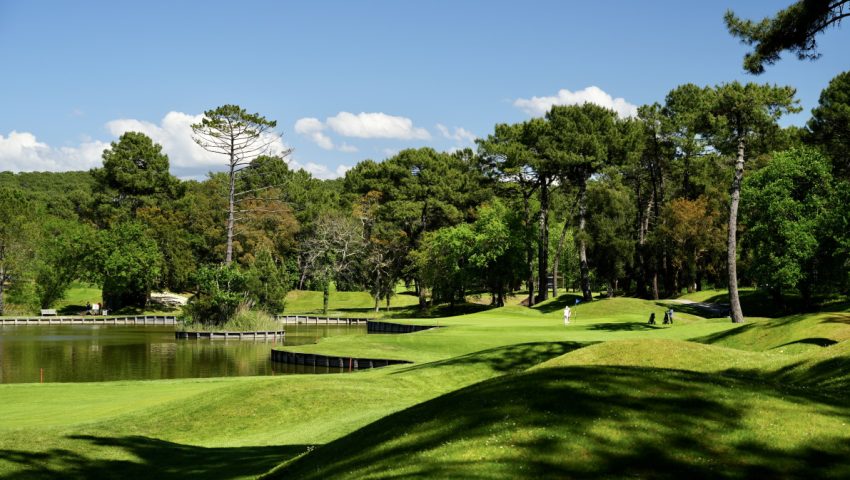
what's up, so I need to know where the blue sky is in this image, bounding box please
[1,1,848,179]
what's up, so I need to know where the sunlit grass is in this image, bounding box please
[2,292,849,478]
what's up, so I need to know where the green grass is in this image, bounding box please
[2,291,849,478]
[1,282,184,317]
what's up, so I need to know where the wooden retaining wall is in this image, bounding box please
[276,315,368,325]
[0,315,177,325]
[367,320,438,334]
[270,349,411,370]
[175,330,285,340]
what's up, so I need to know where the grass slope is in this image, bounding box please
[2,292,849,478]
[274,365,850,479]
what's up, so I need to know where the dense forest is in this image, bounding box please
[2,72,849,322]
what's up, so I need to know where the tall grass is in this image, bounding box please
[179,306,280,332]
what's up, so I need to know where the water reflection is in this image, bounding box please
[0,324,364,384]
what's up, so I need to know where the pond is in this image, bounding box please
[0,324,365,384]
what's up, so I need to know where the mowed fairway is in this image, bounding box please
[2,293,850,478]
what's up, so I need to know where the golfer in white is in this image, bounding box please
[563,305,571,325]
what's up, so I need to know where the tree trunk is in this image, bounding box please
[374,294,380,313]
[322,282,330,315]
[727,138,746,323]
[578,179,592,302]
[416,278,427,310]
[636,198,653,298]
[552,204,574,298]
[524,195,535,307]
[652,272,659,300]
[607,280,614,298]
[226,161,236,265]
[537,176,550,303]
[0,267,5,316]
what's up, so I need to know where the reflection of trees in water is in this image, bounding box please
[0,325,363,383]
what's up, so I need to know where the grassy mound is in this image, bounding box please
[273,366,850,479]
[3,292,848,479]
[534,338,771,373]
[698,311,850,354]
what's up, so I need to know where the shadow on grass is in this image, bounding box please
[0,435,303,480]
[663,302,729,319]
[725,355,850,399]
[692,291,850,318]
[393,341,589,375]
[273,366,850,479]
[777,337,839,348]
[56,305,84,316]
[587,322,662,332]
[694,323,755,345]
[531,293,584,314]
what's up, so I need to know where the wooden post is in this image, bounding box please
[40,368,43,383]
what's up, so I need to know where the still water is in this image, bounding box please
[0,324,364,384]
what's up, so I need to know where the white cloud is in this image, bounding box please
[436,124,476,144]
[3,111,293,178]
[294,117,360,152]
[293,117,324,135]
[326,112,430,140]
[335,164,351,177]
[106,111,292,177]
[0,130,107,172]
[296,161,347,180]
[294,117,334,150]
[514,86,637,118]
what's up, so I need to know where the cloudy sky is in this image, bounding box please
[1,1,848,179]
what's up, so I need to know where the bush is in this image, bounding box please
[180,264,247,326]
[180,304,279,332]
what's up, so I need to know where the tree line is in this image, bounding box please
[1,70,848,322]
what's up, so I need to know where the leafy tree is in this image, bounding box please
[414,200,525,307]
[179,175,229,264]
[240,155,342,226]
[182,263,248,326]
[477,123,541,305]
[808,70,850,177]
[245,247,291,313]
[300,214,365,314]
[91,222,163,310]
[471,200,527,306]
[663,84,713,199]
[704,82,800,322]
[725,0,850,74]
[584,173,636,297]
[354,191,407,312]
[742,147,833,306]
[0,188,36,315]
[136,204,196,292]
[344,147,488,308]
[414,223,475,306]
[544,103,619,301]
[34,218,97,308]
[660,196,724,294]
[90,131,177,225]
[191,105,286,264]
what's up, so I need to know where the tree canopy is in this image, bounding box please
[725,0,849,74]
